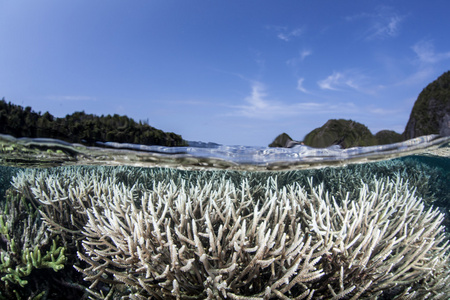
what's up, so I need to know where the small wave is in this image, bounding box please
[0,133,449,170]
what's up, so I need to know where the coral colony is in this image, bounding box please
[1,166,449,299]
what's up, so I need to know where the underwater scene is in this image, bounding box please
[0,135,449,299]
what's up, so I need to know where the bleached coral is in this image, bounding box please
[76,178,328,299]
[10,167,450,299]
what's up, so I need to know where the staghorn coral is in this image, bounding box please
[77,176,450,299]
[11,167,450,299]
[12,156,445,209]
[0,190,67,299]
[0,166,20,202]
[76,178,328,299]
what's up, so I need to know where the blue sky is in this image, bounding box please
[1,1,449,146]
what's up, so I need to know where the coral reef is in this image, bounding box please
[0,191,68,299]
[8,166,450,299]
[0,166,20,202]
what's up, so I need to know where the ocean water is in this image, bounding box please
[0,133,449,299]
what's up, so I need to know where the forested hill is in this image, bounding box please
[0,99,187,147]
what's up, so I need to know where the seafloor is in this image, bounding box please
[0,137,449,299]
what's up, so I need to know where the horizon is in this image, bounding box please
[1,1,450,146]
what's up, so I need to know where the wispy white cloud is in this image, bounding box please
[317,70,373,93]
[392,40,450,87]
[286,49,312,67]
[296,78,308,93]
[412,40,450,64]
[347,7,404,40]
[232,82,318,118]
[278,28,303,41]
[395,67,435,87]
[368,14,402,39]
[231,81,359,119]
[245,82,269,110]
[367,106,401,115]
[156,99,225,107]
[45,95,97,101]
[268,26,305,42]
[318,72,344,91]
[300,49,312,60]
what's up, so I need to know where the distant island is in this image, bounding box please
[270,70,450,148]
[0,100,187,147]
[1,70,449,149]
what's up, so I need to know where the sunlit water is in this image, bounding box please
[0,133,449,298]
[1,133,449,170]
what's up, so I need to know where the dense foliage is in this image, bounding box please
[302,119,377,148]
[0,99,187,146]
[268,132,295,147]
[270,127,403,148]
[403,70,450,139]
[374,129,403,145]
[270,70,450,148]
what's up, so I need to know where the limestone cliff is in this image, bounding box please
[268,133,301,148]
[303,119,377,148]
[404,71,450,139]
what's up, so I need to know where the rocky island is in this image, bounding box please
[270,70,450,148]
